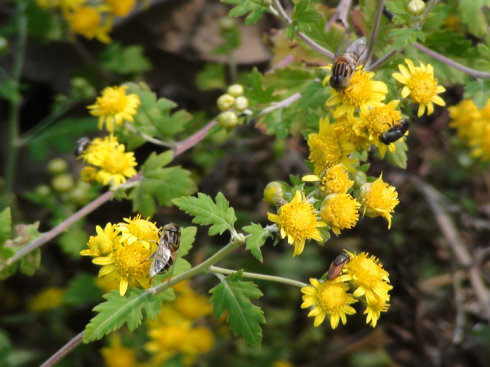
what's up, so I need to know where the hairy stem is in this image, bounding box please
[210,266,307,287]
[365,0,386,65]
[4,1,27,193]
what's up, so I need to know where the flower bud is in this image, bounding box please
[51,173,75,192]
[233,96,249,112]
[263,181,285,205]
[35,185,51,197]
[408,0,425,16]
[0,36,8,54]
[227,84,244,97]
[69,181,93,205]
[48,158,68,175]
[218,17,236,32]
[217,111,238,129]
[71,77,96,100]
[217,93,235,111]
[81,166,98,182]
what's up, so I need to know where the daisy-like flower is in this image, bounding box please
[357,100,403,157]
[393,59,446,117]
[320,193,360,235]
[28,287,66,313]
[342,251,392,304]
[448,99,482,140]
[80,135,138,186]
[80,223,120,257]
[333,113,371,150]
[267,190,326,257]
[104,0,136,16]
[359,175,399,228]
[174,288,213,320]
[307,116,357,175]
[364,294,390,327]
[321,164,354,194]
[325,69,388,118]
[87,85,141,132]
[100,334,138,367]
[117,214,160,249]
[468,121,490,161]
[301,278,357,328]
[66,6,113,43]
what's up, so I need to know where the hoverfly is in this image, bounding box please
[326,252,350,280]
[149,223,181,278]
[74,137,91,156]
[330,37,368,92]
[380,119,409,145]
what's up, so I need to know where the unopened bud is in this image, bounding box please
[218,17,236,32]
[217,111,239,129]
[263,181,285,205]
[217,93,235,111]
[408,0,425,16]
[81,166,98,182]
[233,96,249,112]
[48,158,68,175]
[227,84,244,97]
[52,173,75,192]
[0,36,8,54]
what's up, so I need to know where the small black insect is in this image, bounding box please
[380,120,409,145]
[74,137,91,156]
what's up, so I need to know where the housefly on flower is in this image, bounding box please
[330,37,368,92]
[149,223,181,278]
[380,119,410,145]
[74,137,91,156]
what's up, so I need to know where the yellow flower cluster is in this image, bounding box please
[35,0,141,43]
[449,99,490,162]
[301,251,391,329]
[79,135,138,187]
[81,216,160,296]
[28,287,66,312]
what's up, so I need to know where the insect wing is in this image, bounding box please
[345,37,367,63]
[150,244,172,278]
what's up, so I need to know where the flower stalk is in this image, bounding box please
[210,266,307,288]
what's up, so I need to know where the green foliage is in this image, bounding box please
[129,151,196,216]
[390,28,425,49]
[0,208,11,245]
[178,226,197,258]
[222,0,270,24]
[83,288,174,343]
[246,68,275,105]
[209,271,265,347]
[196,64,226,91]
[457,0,488,38]
[59,223,88,257]
[243,223,272,262]
[64,273,103,305]
[99,43,152,75]
[464,80,490,110]
[173,192,237,236]
[385,0,410,25]
[383,141,408,169]
[289,0,324,35]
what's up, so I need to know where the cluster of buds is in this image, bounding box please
[216,84,249,129]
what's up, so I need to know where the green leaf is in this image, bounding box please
[64,273,103,305]
[245,68,275,105]
[99,43,152,75]
[223,0,269,24]
[458,0,488,38]
[264,67,314,93]
[179,226,197,258]
[243,223,271,262]
[464,80,490,110]
[172,192,237,236]
[385,0,410,25]
[209,271,265,347]
[196,64,226,91]
[19,249,41,277]
[383,141,408,169]
[59,224,88,257]
[83,288,174,343]
[0,208,11,246]
[390,28,425,49]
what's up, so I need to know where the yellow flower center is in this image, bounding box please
[321,194,360,230]
[100,149,132,174]
[364,180,398,214]
[407,71,437,104]
[316,282,349,313]
[364,105,401,138]
[339,70,372,107]
[89,234,113,256]
[96,87,130,116]
[308,134,343,172]
[321,164,353,194]
[114,244,151,279]
[278,200,318,240]
[125,217,160,242]
[68,7,100,35]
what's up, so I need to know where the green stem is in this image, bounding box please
[5,0,27,193]
[210,266,307,287]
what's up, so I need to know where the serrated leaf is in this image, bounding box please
[179,226,197,258]
[264,67,314,93]
[172,193,237,235]
[141,151,173,173]
[458,0,487,38]
[99,43,152,75]
[64,273,103,305]
[390,28,424,49]
[209,271,265,347]
[243,223,271,262]
[385,0,410,25]
[223,0,269,24]
[83,288,174,343]
[0,208,11,246]
[196,64,226,91]
[383,141,408,169]
[245,68,275,105]
[464,80,490,110]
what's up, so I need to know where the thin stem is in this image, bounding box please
[125,123,175,148]
[258,92,301,116]
[172,121,217,156]
[40,331,84,367]
[210,266,307,287]
[413,42,490,79]
[272,0,334,59]
[365,0,385,65]
[5,0,27,193]
[366,48,398,71]
[325,0,352,30]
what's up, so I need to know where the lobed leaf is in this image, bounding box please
[243,223,272,262]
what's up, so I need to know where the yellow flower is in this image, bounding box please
[360,175,399,228]
[325,69,388,118]
[448,99,481,140]
[469,121,490,161]
[301,278,357,328]
[364,294,390,328]
[273,361,294,367]
[342,251,392,305]
[333,113,370,150]
[88,86,141,132]
[66,6,112,43]
[320,193,360,235]
[307,116,357,175]
[80,165,98,182]
[81,223,120,257]
[35,0,61,8]
[81,135,138,186]
[28,287,66,312]
[104,0,136,16]
[393,59,446,117]
[268,191,326,257]
[357,100,403,157]
[100,334,138,367]
[117,214,160,249]
[187,326,215,354]
[321,164,354,194]
[174,289,213,320]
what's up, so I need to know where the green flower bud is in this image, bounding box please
[35,185,51,197]
[233,96,249,112]
[51,173,75,192]
[69,181,92,205]
[70,77,96,100]
[227,84,244,97]
[218,17,236,32]
[0,36,8,54]
[408,0,425,16]
[263,181,285,205]
[48,158,68,175]
[217,111,239,129]
[217,93,235,111]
